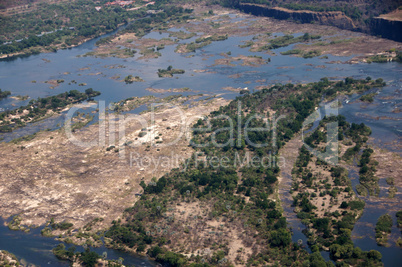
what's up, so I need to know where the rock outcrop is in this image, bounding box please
[370,17,402,42]
[239,3,402,43]
[239,3,356,30]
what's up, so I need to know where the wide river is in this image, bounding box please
[0,13,401,266]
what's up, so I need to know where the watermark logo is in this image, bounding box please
[64,99,339,170]
[301,103,339,165]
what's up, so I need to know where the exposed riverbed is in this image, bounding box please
[0,9,401,266]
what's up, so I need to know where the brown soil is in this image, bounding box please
[371,143,402,189]
[379,9,402,21]
[0,97,228,233]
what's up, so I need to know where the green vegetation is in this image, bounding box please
[182,34,228,53]
[71,113,95,132]
[280,49,302,55]
[0,250,20,266]
[396,211,402,231]
[53,244,103,266]
[121,6,193,38]
[386,177,394,185]
[239,40,254,48]
[157,65,185,77]
[292,114,384,265]
[366,51,402,63]
[0,89,100,133]
[0,89,11,99]
[195,34,228,44]
[366,55,392,63]
[358,147,379,196]
[124,75,144,83]
[168,31,196,40]
[281,48,321,58]
[375,214,393,246]
[14,95,29,101]
[0,2,194,57]
[302,49,321,58]
[360,92,376,103]
[256,33,320,51]
[0,0,142,55]
[102,77,383,266]
[388,186,397,198]
[7,215,22,231]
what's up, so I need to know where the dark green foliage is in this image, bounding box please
[52,244,76,260]
[80,249,101,267]
[375,214,393,237]
[103,77,383,266]
[396,211,402,228]
[340,201,348,209]
[348,200,365,210]
[270,228,291,247]
[0,89,11,99]
[257,33,321,51]
[157,66,185,77]
[54,221,74,230]
[53,245,101,266]
[0,2,193,56]
[185,34,228,52]
[0,89,100,132]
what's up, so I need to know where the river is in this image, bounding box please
[0,12,401,266]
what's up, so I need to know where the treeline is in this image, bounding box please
[0,88,100,133]
[0,0,157,55]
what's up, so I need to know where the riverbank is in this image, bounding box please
[88,3,402,64]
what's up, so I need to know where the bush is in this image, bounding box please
[348,200,365,210]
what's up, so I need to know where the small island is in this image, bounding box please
[0,88,100,133]
[124,75,144,84]
[157,65,185,78]
[0,89,11,100]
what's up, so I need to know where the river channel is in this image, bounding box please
[0,12,400,266]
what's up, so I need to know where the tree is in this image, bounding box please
[80,250,100,267]
[270,228,291,247]
[367,250,382,260]
[85,88,94,95]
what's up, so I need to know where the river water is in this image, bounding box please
[0,13,401,266]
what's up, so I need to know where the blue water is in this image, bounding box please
[0,219,156,266]
[0,11,401,266]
